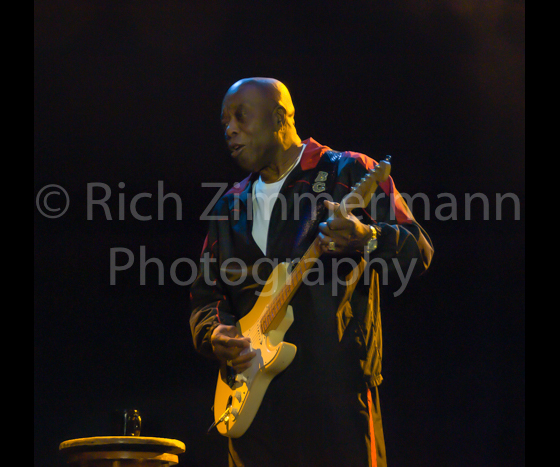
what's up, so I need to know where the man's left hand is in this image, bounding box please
[318,200,373,255]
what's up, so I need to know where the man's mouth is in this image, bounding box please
[230,144,245,158]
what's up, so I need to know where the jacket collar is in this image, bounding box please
[225,138,331,206]
[299,138,332,170]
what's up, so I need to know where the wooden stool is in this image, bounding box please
[59,436,186,466]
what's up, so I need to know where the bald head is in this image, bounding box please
[224,78,297,129]
[221,77,302,181]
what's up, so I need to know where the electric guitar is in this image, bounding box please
[211,156,392,438]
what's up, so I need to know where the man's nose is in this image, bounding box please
[225,120,239,139]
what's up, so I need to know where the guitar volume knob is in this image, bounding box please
[235,374,248,383]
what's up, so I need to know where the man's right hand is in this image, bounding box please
[210,324,256,373]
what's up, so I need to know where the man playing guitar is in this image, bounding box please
[190,78,433,467]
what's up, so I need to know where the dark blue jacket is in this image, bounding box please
[189,138,433,388]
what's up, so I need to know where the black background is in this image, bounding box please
[34,1,525,466]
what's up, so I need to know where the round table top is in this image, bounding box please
[59,436,186,455]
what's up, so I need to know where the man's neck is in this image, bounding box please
[259,135,303,183]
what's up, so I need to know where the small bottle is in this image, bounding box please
[112,409,142,436]
[124,409,141,436]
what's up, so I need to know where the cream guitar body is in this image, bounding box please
[212,156,392,438]
[213,262,298,438]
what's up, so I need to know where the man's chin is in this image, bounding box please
[234,154,259,173]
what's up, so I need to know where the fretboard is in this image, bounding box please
[259,237,322,334]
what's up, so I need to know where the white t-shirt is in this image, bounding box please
[252,145,306,255]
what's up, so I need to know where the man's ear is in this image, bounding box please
[274,106,287,128]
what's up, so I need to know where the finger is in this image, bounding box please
[319,222,350,241]
[211,334,250,362]
[232,351,257,372]
[214,344,248,363]
[319,235,341,254]
[234,361,253,372]
[318,222,330,235]
[319,227,351,249]
[317,231,332,247]
[225,335,250,347]
[233,350,257,365]
[211,324,239,343]
[327,217,355,232]
[323,200,340,212]
[323,200,349,219]
[215,337,251,352]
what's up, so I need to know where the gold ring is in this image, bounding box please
[227,360,233,367]
[328,241,336,251]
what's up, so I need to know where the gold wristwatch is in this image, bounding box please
[365,225,379,254]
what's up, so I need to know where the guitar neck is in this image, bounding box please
[259,237,322,334]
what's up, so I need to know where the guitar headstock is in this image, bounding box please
[339,155,392,217]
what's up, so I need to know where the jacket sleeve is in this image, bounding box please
[373,177,434,279]
[340,154,434,281]
[189,206,238,359]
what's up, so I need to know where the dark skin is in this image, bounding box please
[211,79,375,373]
[220,80,302,183]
